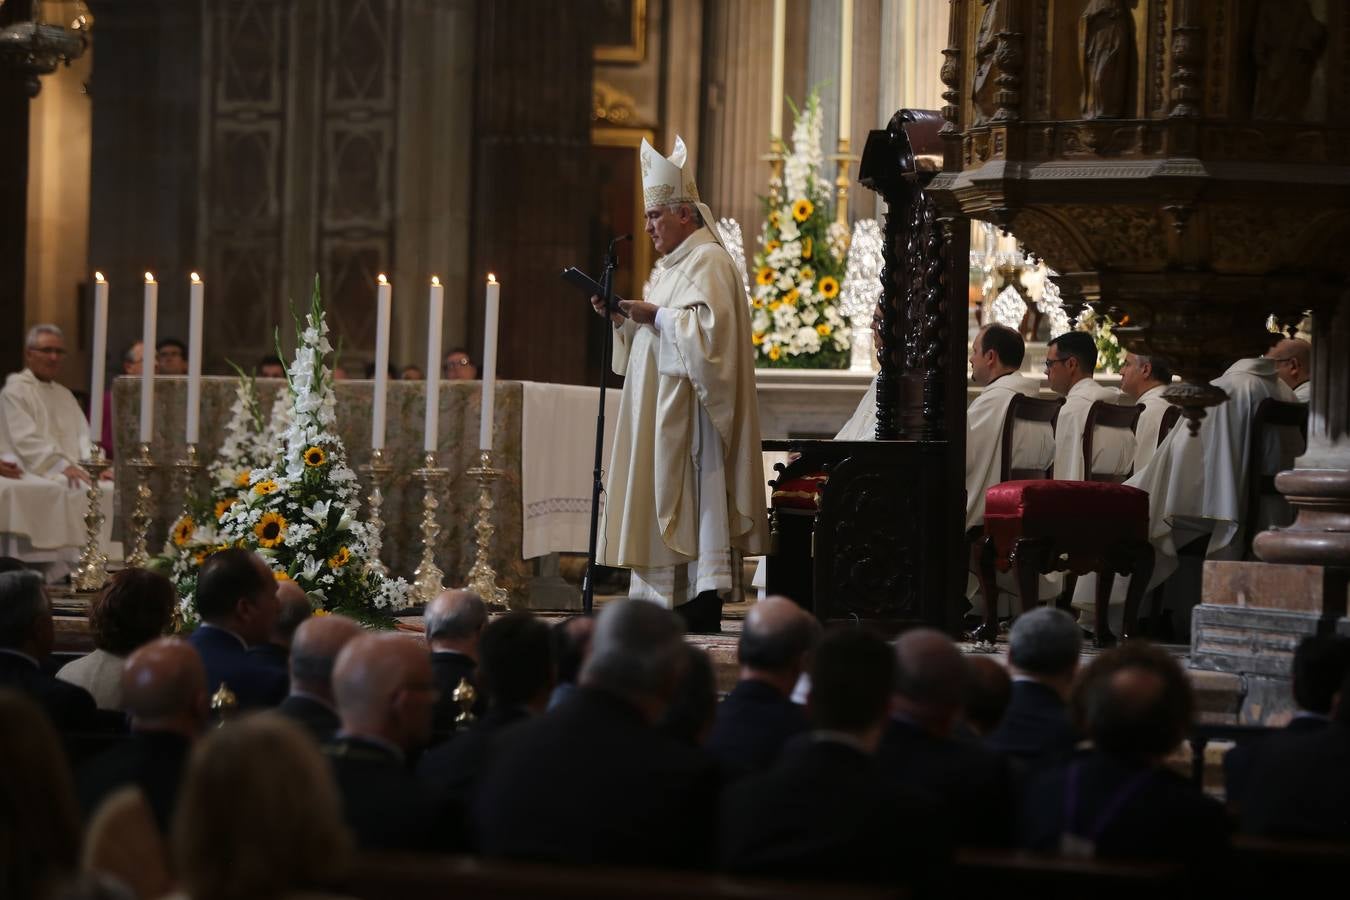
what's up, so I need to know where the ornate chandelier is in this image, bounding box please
[0,0,92,97]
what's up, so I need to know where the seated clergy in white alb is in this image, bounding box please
[1119,351,1175,473]
[1265,337,1311,404]
[1044,331,1135,480]
[0,325,104,576]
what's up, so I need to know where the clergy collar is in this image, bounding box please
[984,370,1021,389]
[1225,357,1278,379]
[1137,383,1168,403]
[660,226,716,268]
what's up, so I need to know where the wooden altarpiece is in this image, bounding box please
[764,110,968,635]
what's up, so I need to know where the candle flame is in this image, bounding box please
[190,272,201,284]
[144,272,156,283]
[431,275,441,287]
[377,273,388,285]
[94,271,105,283]
[487,273,497,284]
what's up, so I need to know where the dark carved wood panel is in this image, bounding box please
[0,45,30,379]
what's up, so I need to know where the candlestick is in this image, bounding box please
[173,443,203,531]
[73,446,111,592]
[88,273,108,446]
[139,273,158,444]
[770,0,786,139]
[411,452,447,604]
[125,442,156,568]
[186,273,204,444]
[372,274,391,450]
[479,274,500,451]
[423,276,444,453]
[360,448,392,577]
[465,449,510,610]
[839,0,853,139]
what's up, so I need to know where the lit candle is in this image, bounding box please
[770,0,786,141]
[479,274,501,452]
[88,273,108,454]
[186,273,204,444]
[372,274,391,450]
[839,0,853,140]
[139,272,158,444]
[423,275,444,453]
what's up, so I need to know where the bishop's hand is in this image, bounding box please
[590,294,625,328]
[617,299,659,325]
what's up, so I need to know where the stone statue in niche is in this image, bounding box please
[1079,0,1134,120]
[1252,0,1327,121]
[971,0,1004,125]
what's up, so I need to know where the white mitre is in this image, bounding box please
[640,135,728,254]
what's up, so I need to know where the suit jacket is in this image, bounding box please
[877,717,1014,847]
[430,651,485,733]
[1237,722,1350,840]
[1223,714,1328,811]
[1018,749,1231,860]
[720,736,948,885]
[76,731,192,832]
[986,679,1079,764]
[0,649,102,733]
[417,705,531,807]
[474,687,720,868]
[246,642,289,674]
[188,624,287,710]
[324,735,461,852]
[277,693,341,743]
[705,679,808,779]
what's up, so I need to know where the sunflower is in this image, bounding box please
[313,609,330,618]
[303,446,327,468]
[171,516,195,547]
[752,298,764,309]
[769,300,782,311]
[792,198,814,222]
[752,332,765,346]
[328,546,351,569]
[802,237,814,259]
[783,289,799,306]
[766,240,781,253]
[235,470,251,488]
[818,276,840,299]
[254,511,287,548]
[768,346,782,361]
[816,323,833,336]
[755,266,774,287]
[274,570,291,581]
[214,498,236,521]
[768,210,782,229]
[800,266,815,282]
[252,479,279,496]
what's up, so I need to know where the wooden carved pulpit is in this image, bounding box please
[765,110,968,634]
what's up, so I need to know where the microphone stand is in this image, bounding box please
[582,236,626,614]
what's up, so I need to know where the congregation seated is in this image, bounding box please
[325,632,460,851]
[76,636,207,832]
[426,588,488,731]
[719,627,947,886]
[987,607,1082,766]
[56,567,175,711]
[188,549,287,709]
[876,628,1013,846]
[276,612,362,743]
[547,613,593,710]
[474,599,720,868]
[245,578,313,673]
[1045,331,1134,481]
[659,644,718,747]
[961,656,1012,739]
[705,595,816,778]
[1017,642,1231,861]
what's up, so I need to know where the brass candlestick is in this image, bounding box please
[360,448,392,577]
[831,136,857,226]
[73,445,111,592]
[465,449,509,610]
[210,682,238,726]
[125,442,156,568]
[452,676,478,728]
[411,452,448,604]
[764,138,786,206]
[173,443,203,526]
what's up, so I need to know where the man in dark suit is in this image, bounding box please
[0,569,102,732]
[277,612,362,742]
[1017,643,1231,860]
[425,588,487,732]
[325,632,460,851]
[245,579,312,674]
[474,599,720,868]
[76,637,207,831]
[419,611,553,803]
[188,549,286,710]
[547,615,593,711]
[705,595,817,778]
[1225,633,1350,813]
[987,606,1081,764]
[720,626,947,886]
[876,628,1014,846]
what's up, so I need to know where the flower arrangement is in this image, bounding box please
[1078,307,1124,373]
[210,278,410,624]
[750,92,851,368]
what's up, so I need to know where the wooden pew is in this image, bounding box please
[953,848,1185,898]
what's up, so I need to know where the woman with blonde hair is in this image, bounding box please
[171,714,353,900]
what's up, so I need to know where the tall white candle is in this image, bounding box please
[372,274,391,450]
[88,272,108,453]
[839,0,854,140]
[770,0,786,140]
[423,276,444,454]
[479,274,501,452]
[139,273,158,444]
[186,273,204,444]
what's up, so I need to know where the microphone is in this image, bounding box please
[608,233,633,254]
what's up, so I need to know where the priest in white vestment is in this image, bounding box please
[1045,331,1135,480]
[0,325,104,576]
[1266,337,1311,404]
[594,136,768,633]
[1119,351,1176,473]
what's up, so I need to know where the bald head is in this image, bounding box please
[289,613,362,700]
[1268,338,1312,391]
[739,596,820,689]
[893,628,968,735]
[425,589,487,655]
[122,637,208,736]
[333,633,436,750]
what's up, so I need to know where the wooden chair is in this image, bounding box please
[1136,404,1183,638]
[1243,398,1309,557]
[1081,400,1144,484]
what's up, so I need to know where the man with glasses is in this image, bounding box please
[443,348,478,381]
[155,337,189,376]
[1265,337,1311,403]
[1044,331,1134,481]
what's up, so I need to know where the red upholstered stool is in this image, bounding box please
[976,480,1154,648]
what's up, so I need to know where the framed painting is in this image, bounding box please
[594,0,646,64]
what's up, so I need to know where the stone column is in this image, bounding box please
[0,0,31,379]
[875,0,949,218]
[807,0,843,160]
